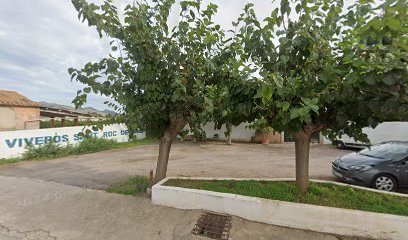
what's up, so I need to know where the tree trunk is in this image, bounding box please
[154,116,187,184]
[293,129,312,193]
[226,123,232,145]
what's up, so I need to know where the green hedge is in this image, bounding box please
[40,119,111,129]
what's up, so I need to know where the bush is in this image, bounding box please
[72,137,118,154]
[22,142,71,160]
[1,137,157,165]
[21,137,118,160]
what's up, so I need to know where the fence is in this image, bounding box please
[0,124,145,159]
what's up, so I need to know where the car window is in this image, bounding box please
[359,143,408,160]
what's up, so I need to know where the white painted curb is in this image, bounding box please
[152,177,408,240]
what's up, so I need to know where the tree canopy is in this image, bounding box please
[69,0,407,191]
[238,0,407,191]
[212,29,259,142]
[69,0,228,182]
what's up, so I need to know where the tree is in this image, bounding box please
[69,0,226,183]
[212,77,258,145]
[211,23,260,145]
[211,62,258,145]
[239,0,407,192]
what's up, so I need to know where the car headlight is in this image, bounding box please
[348,165,373,171]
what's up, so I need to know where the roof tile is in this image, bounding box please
[0,90,40,107]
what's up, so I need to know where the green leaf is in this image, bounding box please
[311,105,319,114]
[385,18,401,31]
[343,53,353,63]
[290,109,299,119]
[365,75,376,85]
[369,18,382,31]
[295,4,302,14]
[280,0,289,15]
[282,102,290,111]
[280,55,289,64]
[261,85,273,103]
[190,10,195,20]
[68,68,76,75]
[382,75,396,86]
[84,87,92,94]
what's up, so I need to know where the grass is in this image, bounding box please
[164,179,408,216]
[109,138,157,149]
[106,176,150,196]
[0,138,158,166]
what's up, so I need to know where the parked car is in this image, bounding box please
[332,141,408,191]
[335,122,408,149]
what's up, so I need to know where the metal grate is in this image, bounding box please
[192,212,232,240]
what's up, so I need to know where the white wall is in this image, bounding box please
[197,121,408,145]
[0,124,145,159]
[186,122,255,142]
[153,177,408,240]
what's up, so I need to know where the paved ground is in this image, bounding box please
[0,142,352,189]
[0,175,368,240]
[0,142,372,240]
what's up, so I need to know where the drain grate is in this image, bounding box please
[192,211,232,240]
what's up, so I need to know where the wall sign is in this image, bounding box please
[0,124,145,159]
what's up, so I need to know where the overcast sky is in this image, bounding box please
[0,0,364,110]
[0,0,279,110]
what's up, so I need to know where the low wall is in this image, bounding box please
[199,122,254,142]
[0,124,145,159]
[185,122,284,143]
[152,177,408,240]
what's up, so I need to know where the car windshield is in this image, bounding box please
[359,142,408,160]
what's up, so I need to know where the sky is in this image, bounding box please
[0,0,278,110]
[0,0,366,110]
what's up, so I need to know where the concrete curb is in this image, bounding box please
[152,177,408,240]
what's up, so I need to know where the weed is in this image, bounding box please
[106,176,150,196]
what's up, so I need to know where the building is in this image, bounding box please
[0,90,40,131]
[39,105,96,127]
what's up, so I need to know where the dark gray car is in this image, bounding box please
[332,141,408,191]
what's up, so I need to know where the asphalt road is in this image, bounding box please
[1,142,375,240]
[0,175,368,240]
[0,142,352,189]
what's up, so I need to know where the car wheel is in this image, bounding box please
[372,175,397,192]
[336,141,345,149]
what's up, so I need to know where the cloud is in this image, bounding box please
[0,0,278,110]
[0,0,111,110]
